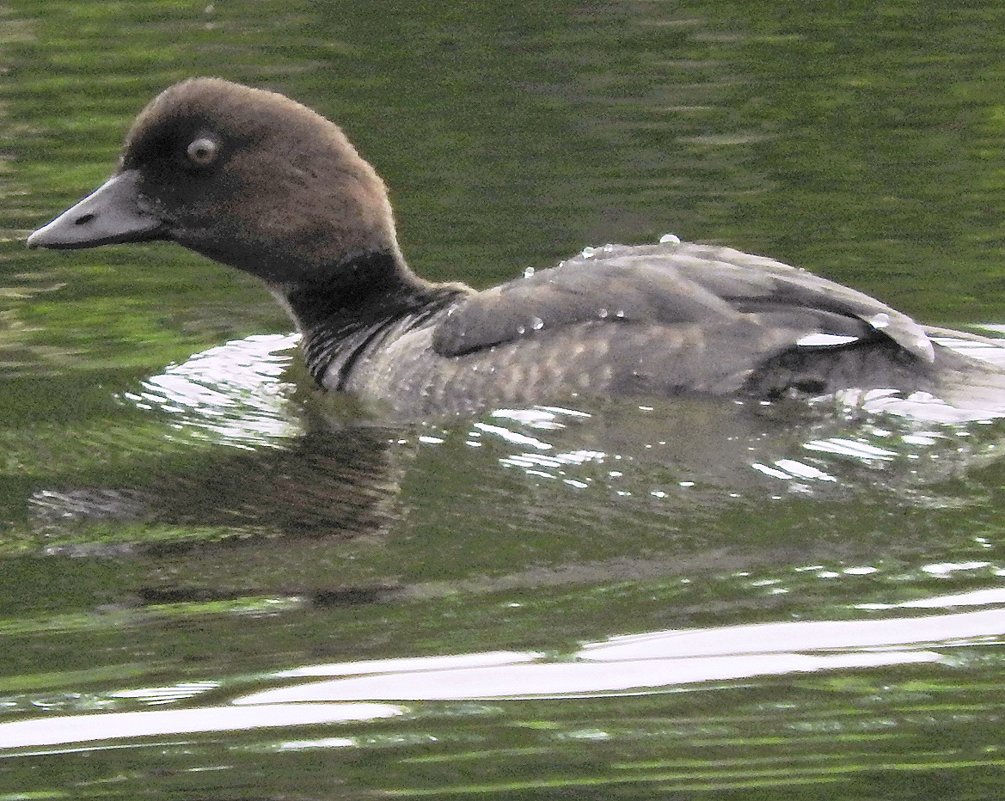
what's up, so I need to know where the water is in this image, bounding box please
[2,1,1005,798]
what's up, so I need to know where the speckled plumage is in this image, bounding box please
[27,78,1005,418]
[318,242,946,417]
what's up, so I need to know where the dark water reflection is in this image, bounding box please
[3,1,1005,798]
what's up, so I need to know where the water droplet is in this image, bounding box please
[581,246,596,259]
[659,233,681,244]
[598,308,609,319]
[531,317,544,331]
[523,266,535,278]
[614,309,626,318]
[516,325,526,335]
[870,312,890,329]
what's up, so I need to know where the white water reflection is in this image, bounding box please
[239,651,939,704]
[580,608,1004,661]
[468,394,1005,501]
[0,703,403,750]
[1,600,1001,749]
[237,606,1003,704]
[122,333,302,448]
[857,586,1005,610]
[839,387,1005,424]
[108,680,219,706]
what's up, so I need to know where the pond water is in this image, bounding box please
[2,1,1005,798]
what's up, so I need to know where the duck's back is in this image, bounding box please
[338,241,980,416]
[431,242,933,362]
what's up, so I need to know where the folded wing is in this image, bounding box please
[431,242,934,365]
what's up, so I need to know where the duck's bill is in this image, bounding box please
[26,170,166,249]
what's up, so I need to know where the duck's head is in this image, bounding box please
[27,78,401,284]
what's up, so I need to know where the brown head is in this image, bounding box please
[27,78,402,284]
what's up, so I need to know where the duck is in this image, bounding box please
[26,77,1005,417]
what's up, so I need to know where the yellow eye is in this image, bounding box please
[186,137,219,166]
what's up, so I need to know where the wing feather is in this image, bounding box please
[431,242,934,363]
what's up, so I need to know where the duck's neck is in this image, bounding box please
[272,250,468,389]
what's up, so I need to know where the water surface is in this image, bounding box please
[2,1,1005,798]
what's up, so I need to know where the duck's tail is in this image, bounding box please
[849,327,1005,423]
[924,327,1005,420]
[748,325,1005,423]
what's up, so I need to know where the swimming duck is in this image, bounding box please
[26,78,1004,416]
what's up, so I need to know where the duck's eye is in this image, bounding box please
[186,137,219,167]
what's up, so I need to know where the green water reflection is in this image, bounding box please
[2,1,1005,798]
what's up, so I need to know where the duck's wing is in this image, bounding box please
[431,241,934,363]
[666,243,933,361]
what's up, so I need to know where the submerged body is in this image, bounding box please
[26,78,1004,417]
